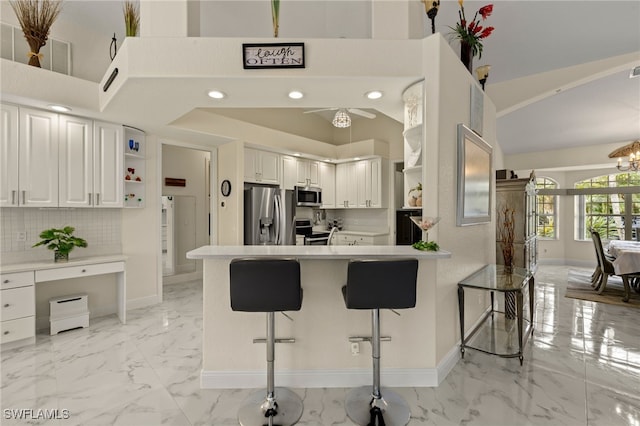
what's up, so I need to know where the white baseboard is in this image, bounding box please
[436,343,461,385]
[201,367,440,389]
[127,294,161,311]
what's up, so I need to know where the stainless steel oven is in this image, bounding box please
[295,186,322,207]
[304,232,330,245]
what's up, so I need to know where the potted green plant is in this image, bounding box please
[33,226,88,262]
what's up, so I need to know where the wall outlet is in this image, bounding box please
[16,231,26,242]
[350,342,360,356]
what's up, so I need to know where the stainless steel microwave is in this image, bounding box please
[295,186,322,207]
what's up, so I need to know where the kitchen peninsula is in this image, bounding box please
[187,245,451,389]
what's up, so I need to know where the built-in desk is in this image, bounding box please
[1,255,126,348]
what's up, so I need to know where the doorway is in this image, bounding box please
[161,143,212,286]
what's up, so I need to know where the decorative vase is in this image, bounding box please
[54,251,69,263]
[504,262,513,275]
[460,41,473,73]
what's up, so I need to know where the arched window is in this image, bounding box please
[536,177,558,239]
[574,173,640,241]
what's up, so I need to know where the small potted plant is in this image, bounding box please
[33,226,88,262]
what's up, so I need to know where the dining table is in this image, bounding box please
[607,240,640,301]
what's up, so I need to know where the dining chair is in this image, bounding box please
[590,229,620,294]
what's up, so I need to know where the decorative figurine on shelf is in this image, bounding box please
[135,176,141,182]
[407,183,422,207]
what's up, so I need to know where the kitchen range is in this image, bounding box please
[295,219,331,245]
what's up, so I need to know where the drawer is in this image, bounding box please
[1,316,35,344]
[1,286,35,321]
[0,271,35,290]
[36,261,125,282]
[337,235,373,245]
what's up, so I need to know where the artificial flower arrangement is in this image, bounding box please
[450,0,495,59]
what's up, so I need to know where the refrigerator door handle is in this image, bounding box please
[274,194,282,245]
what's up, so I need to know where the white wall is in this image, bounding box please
[122,137,160,307]
[423,35,499,364]
[217,141,244,245]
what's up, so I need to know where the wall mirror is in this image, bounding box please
[456,124,493,226]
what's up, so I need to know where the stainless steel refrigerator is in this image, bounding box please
[244,185,296,245]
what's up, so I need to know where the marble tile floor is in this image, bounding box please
[2,265,640,426]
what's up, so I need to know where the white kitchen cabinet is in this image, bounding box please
[319,161,335,208]
[19,107,59,207]
[0,103,19,207]
[58,115,93,207]
[94,121,124,207]
[336,162,357,208]
[334,233,388,246]
[245,148,280,185]
[0,271,35,345]
[336,158,384,209]
[58,117,124,208]
[281,155,297,189]
[296,158,320,187]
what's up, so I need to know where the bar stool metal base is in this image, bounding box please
[238,387,303,426]
[345,386,411,426]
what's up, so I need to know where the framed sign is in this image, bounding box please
[456,123,493,226]
[242,43,305,69]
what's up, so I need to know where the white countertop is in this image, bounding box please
[187,245,450,260]
[0,254,128,274]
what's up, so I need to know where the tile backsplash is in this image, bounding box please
[1,208,122,264]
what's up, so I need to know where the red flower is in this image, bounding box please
[479,26,494,38]
[479,4,493,19]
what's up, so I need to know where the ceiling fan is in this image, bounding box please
[304,107,376,128]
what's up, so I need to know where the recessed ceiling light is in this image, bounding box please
[48,104,71,112]
[354,157,361,161]
[294,153,301,157]
[631,66,640,79]
[207,90,226,99]
[365,90,383,100]
[288,91,304,99]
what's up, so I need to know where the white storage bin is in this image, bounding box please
[49,294,89,335]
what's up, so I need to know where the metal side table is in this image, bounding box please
[458,264,535,365]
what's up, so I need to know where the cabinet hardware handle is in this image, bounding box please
[81,269,86,273]
[3,280,8,283]
[22,190,26,204]
[11,190,16,205]
[88,193,92,205]
[3,304,9,308]
[96,193,100,205]
[3,331,9,335]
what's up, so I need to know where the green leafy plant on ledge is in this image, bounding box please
[33,226,87,262]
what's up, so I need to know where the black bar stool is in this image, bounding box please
[342,259,419,426]
[230,258,304,426]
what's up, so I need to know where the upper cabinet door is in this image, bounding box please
[0,104,19,207]
[368,158,382,208]
[319,162,335,208]
[19,108,59,207]
[59,115,93,208]
[244,148,259,182]
[282,155,297,190]
[259,150,280,184]
[94,121,124,207]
